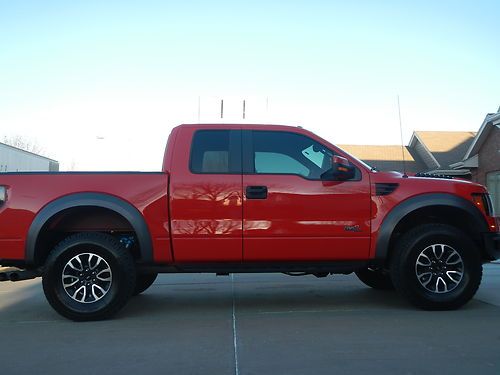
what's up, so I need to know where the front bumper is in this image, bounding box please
[483,232,500,261]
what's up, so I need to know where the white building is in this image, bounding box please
[0,142,59,172]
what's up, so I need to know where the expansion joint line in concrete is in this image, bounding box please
[231,274,240,375]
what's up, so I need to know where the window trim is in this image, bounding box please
[189,129,242,175]
[242,129,361,181]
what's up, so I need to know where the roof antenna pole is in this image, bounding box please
[197,96,201,123]
[397,95,408,178]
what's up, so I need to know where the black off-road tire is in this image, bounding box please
[390,224,482,310]
[355,268,395,290]
[134,273,158,295]
[42,232,136,321]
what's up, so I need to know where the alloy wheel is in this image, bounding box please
[62,253,113,303]
[415,244,464,294]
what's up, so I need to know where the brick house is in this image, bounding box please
[407,131,476,177]
[340,131,476,177]
[452,110,500,213]
[341,109,499,212]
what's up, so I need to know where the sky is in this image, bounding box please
[0,0,499,171]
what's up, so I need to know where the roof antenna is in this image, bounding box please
[397,95,408,178]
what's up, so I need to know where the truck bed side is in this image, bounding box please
[0,172,171,265]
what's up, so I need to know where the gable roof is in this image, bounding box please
[463,112,500,160]
[338,144,426,173]
[410,131,476,170]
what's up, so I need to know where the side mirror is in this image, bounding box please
[321,155,355,181]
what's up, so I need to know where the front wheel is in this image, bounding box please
[391,224,482,310]
[42,233,136,321]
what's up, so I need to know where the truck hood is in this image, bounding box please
[370,170,486,193]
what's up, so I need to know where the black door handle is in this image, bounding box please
[246,185,268,199]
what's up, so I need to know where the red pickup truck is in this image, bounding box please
[1,124,499,320]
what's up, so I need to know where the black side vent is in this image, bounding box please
[375,183,399,196]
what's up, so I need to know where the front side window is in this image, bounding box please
[190,130,241,174]
[250,131,335,179]
[255,152,309,176]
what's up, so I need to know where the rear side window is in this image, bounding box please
[190,130,241,174]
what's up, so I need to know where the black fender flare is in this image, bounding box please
[375,193,489,260]
[26,192,153,265]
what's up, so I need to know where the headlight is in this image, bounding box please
[472,193,494,217]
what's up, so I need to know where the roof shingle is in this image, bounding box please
[414,131,476,169]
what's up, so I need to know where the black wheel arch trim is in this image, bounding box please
[375,193,489,261]
[26,192,154,265]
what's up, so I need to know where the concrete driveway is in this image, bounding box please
[1,265,500,375]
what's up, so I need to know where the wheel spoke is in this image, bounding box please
[416,253,432,266]
[89,255,102,270]
[62,275,79,288]
[72,285,86,302]
[92,284,106,300]
[446,270,462,283]
[435,277,448,293]
[432,244,444,260]
[445,251,462,265]
[68,256,84,271]
[96,268,112,281]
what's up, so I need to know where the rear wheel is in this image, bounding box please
[355,267,394,290]
[42,232,136,321]
[391,224,482,310]
[134,273,158,295]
